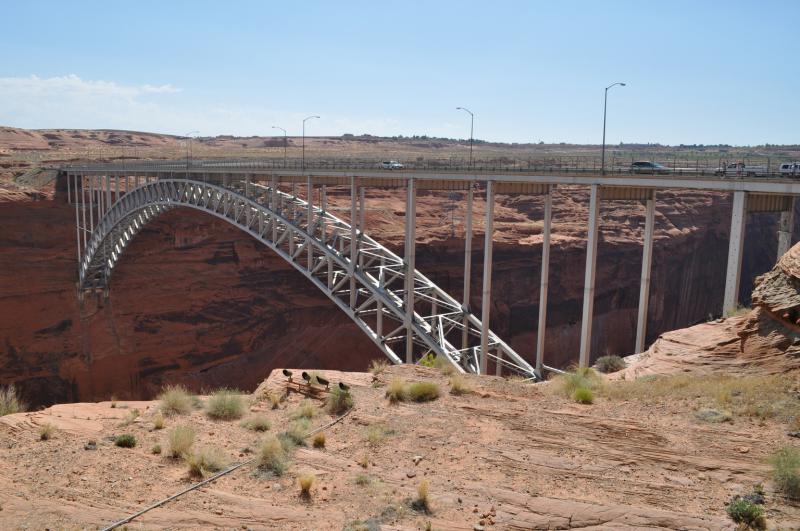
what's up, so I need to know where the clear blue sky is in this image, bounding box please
[2,0,798,145]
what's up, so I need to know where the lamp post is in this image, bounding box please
[302,115,320,172]
[272,126,287,168]
[601,82,625,175]
[456,107,474,169]
[185,130,199,169]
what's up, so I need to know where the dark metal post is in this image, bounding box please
[302,115,320,172]
[601,83,625,175]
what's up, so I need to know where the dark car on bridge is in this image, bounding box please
[630,161,670,174]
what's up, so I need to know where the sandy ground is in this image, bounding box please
[1,365,799,530]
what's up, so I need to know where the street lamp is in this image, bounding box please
[456,107,474,169]
[272,126,287,168]
[302,115,320,172]
[185,130,199,168]
[601,82,625,175]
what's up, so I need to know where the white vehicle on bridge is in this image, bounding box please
[380,160,404,170]
[779,162,800,177]
[715,162,769,178]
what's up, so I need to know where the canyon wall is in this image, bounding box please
[0,181,793,406]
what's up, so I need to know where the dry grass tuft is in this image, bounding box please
[357,453,369,468]
[385,378,407,403]
[153,411,165,430]
[365,423,393,445]
[117,408,140,427]
[769,446,800,500]
[406,381,441,402]
[549,367,604,400]
[0,385,25,417]
[282,418,311,447]
[326,386,354,415]
[413,479,431,513]
[38,423,55,441]
[433,355,455,375]
[354,473,370,486]
[449,374,473,396]
[206,388,247,420]
[572,386,594,404]
[240,415,271,432]
[267,390,284,410]
[185,446,228,478]
[168,425,195,458]
[312,432,326,448]
[151,444,162,454]
[158,385,194,416]
[258,434,288,476]
[595,354,626,373]
[368,359,390,375]
[298,473,315,497]
[292,399,317,420]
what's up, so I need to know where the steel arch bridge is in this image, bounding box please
[77,177,537,378]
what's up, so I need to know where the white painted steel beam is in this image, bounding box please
[535,187,552,375]
[480,180,495,374]
[723,191,747,315]
[579,183,601,368]
[462,184,474,350]
[635,194,656,353]
[405,178,417,363]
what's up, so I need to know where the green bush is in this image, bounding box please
[551,367,603,399]
[572,386,594,404]
[726,497,766,529]
[406,381,440,402]
[326,386,354,415]
[151,444,162,455]
[158,384,194,416]
[595,355,626,373]
[115,434,137,448]
[769,446,800,500]
[206,388,247,420]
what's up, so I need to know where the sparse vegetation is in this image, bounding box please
[153,411,165,430]
[151,444,162,455]
[168,425,195,458]
[449,374,473,395]
[158,385,194,416]
[355,473,370,486]
[257,434,288,476]
[115,434,136,448]
[282,418,311,447]
[326,386,354,415]
[38,423,55,441]
[769,446,800,500]
[725,304,751,319]
[412,479,431,513]
[312,432,326,448]
[298,473,315,497]
[186,446,228,478]
[726,497,766,529]
[385,378,407,403]
[406,381,441,402]
[206,388,247,420]
[366,423,393,445]
[118,408,140,427]
[595,354,626,373]
[267,390,284,410]
[0,385,25,416]
[292,399,317,420]
[357,453,369,468]
[240,415,271,432]
[550,367,604,401]
[368,359,390,375]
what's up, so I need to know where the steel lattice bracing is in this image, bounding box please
[78,178,537,377]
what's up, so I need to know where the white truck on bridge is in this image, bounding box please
[715,162,769,177]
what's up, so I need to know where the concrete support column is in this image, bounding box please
[73,175,81,267]
[80,175,87,250]
[405,178,417,364]
[350,177,358,309]
[67,173,72,204]
[462,184,474,351]
[307,176,313,271]
[579,184,601,368]
[778,197,796,258]
[480,180,495,374]
[358,186,366,268]
[723,191,747,315]
[320,185,327,245]
[635,194,656,353]
[535,188,552,375]
[115,175,120,203]
[105,175,111,214]
[88,175,94,232]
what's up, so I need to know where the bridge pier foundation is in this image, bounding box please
[635,192,656,353]
[480,180,495,374]
[579,183,600,368]
[535,187,553,376]
[723,191,747,315]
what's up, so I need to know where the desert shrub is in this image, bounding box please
[449,374,473,396]
[153,411,165,430]
[206,388,247,420]
[158,385,194,416]
[267,391,284,410]
[769,446,800,500]
[258,434,288,476]
[355,473,370,486]
[118,408,140,427]
[551,367,603,397]
[39,423,55,441]
[412,479,431,513]
[419,353,436,368]
[433,355,455,375]
[366,423,393,445]
[357,453,369,468]
[282,418,311,447]
[726,497,766,529]
[595,355,626,373]
[292,399,317,420]
[241,415,271,432]
[151,444,162,455]
[368,359,390,375]
[572,386,594,404]
[406,381,440,402]
[312,432,326,448]
[0,385,25,416]
[115,434,137,448]
[385,378,407,403]
[326,386,354,415]
[168,425,195,458]
[186,446,228,478]
[298,473,315,497]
